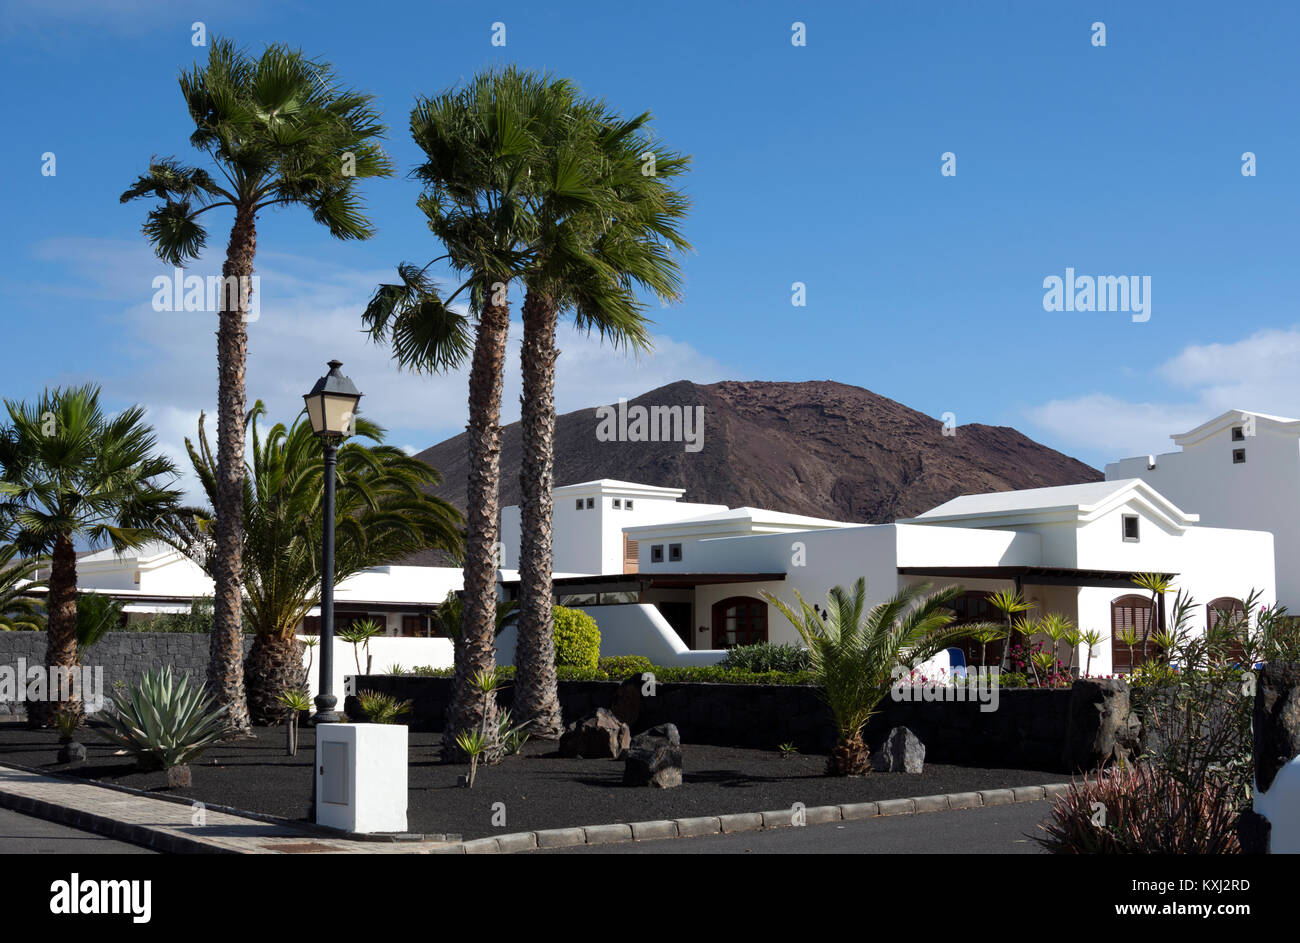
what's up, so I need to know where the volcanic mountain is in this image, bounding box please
[412,379,1102,524]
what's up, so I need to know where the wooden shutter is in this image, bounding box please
[623,535,639,574]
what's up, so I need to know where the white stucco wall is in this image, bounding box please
[1108,421,1300,609]
[301,635,455,703]
[494,603,725,667]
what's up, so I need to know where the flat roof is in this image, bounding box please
[898,565,1177,589]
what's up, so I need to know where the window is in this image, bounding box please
[1122,514,1140,541]
[585,497,595,509]
[623,535,638,574]
[1233,448,1247,464]
[612,498,622,509]
[575,499,583,510]
[625,500,634,510]
[711,596,768,648]
[1111,594,1154,672]
[1231,426,1245,441]
[400,615,428,637]
[668,543,683,562]
[650,544,664,563]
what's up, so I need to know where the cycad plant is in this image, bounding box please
[98,667,228,774]
[0,544,44,632]
[122,36,392,734]
[764,579,985,776]
[169,404,461,724]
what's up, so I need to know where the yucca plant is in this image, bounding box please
[764,579,991,776]
[497,708,530,756]
[1080,629,1105,677]
[275,688,313,756]
[340,619,384,676]
[355,689,411,724]
[969,625,1005,669]
[97,667,227,779]
[455,729,489,787]
[1132,573,1174,664]
[1116,626,1139,674]
[988,588,1033,671]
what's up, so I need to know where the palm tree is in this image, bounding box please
[0,386,181,724]
[1132,573,1173,665]
[121,37,393,735]
[362,67,567,763]
[763,580,982,776]
[0,545,45,632]
[169,404,462,725]
[989,588,1033,670]
[512,97,692,738]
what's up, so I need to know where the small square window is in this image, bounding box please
[1233,448,1246,464]
[668,543,683,562]
[575,499,583,510]
[586,497,594,509]
[1122,515,1140,542]
[612,498,622,509]
[1231,426,1245,442]
[650,545,664,563]
[625,500,634,510]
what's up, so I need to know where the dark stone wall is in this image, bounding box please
[353,675,1074,772]
[0,632,252,713]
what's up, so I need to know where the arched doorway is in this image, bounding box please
[1110,594,1153,672]
[711,596,767,649]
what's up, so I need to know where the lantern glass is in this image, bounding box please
[303,361,362,438]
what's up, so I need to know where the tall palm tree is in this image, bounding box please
[121,37,393,734]
[513,101,691,738]
[362,67,567,763]
[0,386,181,724]
[169,404,462,725]
[0,544,45,632]
[764,580,985,776]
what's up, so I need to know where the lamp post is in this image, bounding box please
[304,360,362,725]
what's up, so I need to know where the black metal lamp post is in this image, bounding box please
[303,360,362,725]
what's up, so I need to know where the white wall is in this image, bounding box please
[300,635,455,703]
[495,604,726,667]
[1108,421,1300,609]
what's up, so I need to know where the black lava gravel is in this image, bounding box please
[0,724,1064,840]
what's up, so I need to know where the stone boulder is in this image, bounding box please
[1253,663,1300,794]
[624,723,683,788]
[1062,678,1141,772]
[559,708,630,759]
[870,726,925,773]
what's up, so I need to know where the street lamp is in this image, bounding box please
[304,360,362,725]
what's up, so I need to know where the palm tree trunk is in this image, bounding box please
[244,633,307,726]
[33,534,78,726]
[513,290,564,739]
[209,204,255,737]
[442,296,509,764]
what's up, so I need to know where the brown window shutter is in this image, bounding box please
[623,536,639,574]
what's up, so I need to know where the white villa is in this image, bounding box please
[1107,409,1300,611]
[62,410,1290,680]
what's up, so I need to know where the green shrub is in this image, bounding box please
[597,655,654,680]
[720,642,810,673]
[552,606,600,670]
[652,666,815,685]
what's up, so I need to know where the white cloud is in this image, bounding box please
[1025,327,1300,461]
[28,238,734,492]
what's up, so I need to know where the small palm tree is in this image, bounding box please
[969,625,1005,668]
[1132,573,1173,664]
[1116,626,1140,674]
[0,545,44,632]
[339,620,384,676]
[764,580,984,776]
[989,589,1033,670]
[0,386,181,725]
[1080,629,1106,676]
[122,36,393,735]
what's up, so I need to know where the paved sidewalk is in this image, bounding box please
[0,766,455,854]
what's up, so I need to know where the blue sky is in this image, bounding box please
[2,0,1297,487]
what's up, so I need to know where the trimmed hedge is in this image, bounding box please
[418,662,814,685]
[553,605,600,670]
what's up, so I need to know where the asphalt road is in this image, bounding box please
[0,808,155,854]
[537,800,1054,854]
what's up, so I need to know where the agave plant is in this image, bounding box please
[97,667,227,773]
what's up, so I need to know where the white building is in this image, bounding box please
[1107,409,1300,610]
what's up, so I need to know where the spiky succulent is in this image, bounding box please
[97,666,227,770]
